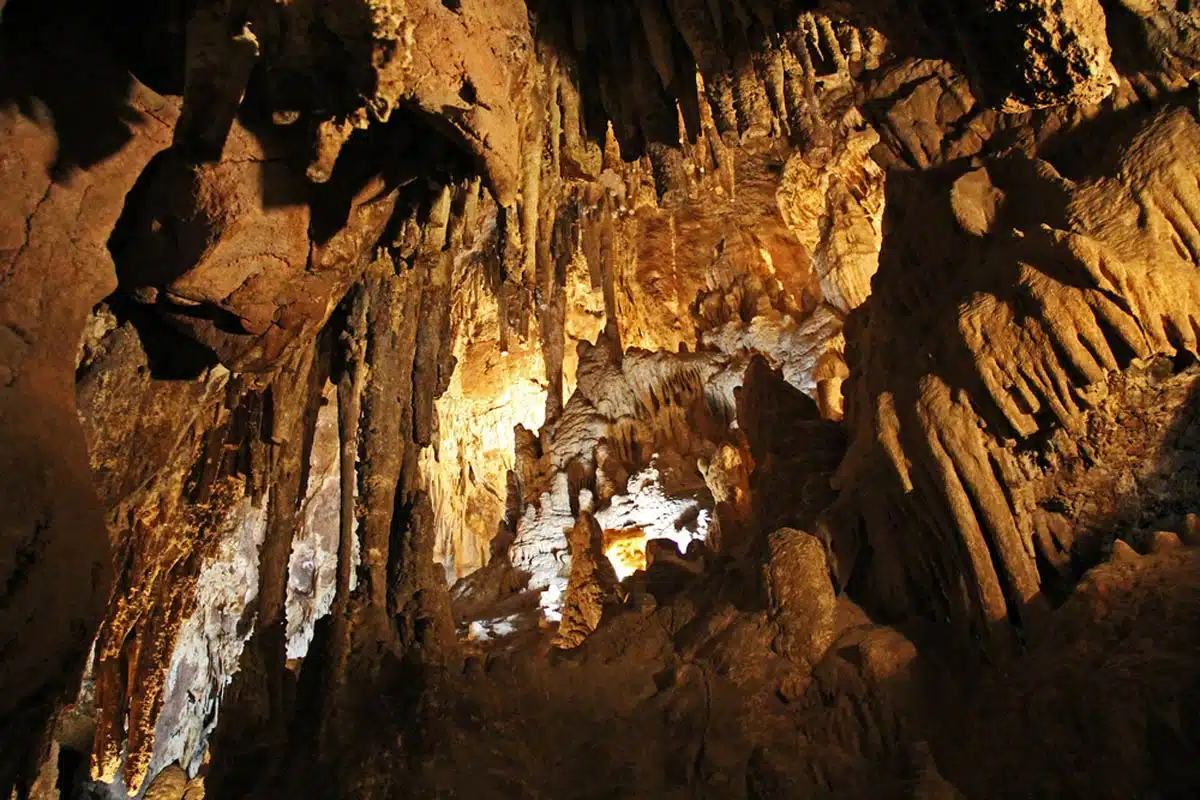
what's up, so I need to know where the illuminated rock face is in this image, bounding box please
[602,528,648,580]
[551,512,619,649]
[776,120,885,314]
[593,464,710,578]
[511,472,575,622]
[510,460,711,621]
[145,495,268,788]
[285,381,358,660]
[423,337,548,581]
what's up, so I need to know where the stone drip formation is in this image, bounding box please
[3,1,1200,797]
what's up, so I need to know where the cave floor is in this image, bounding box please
[379,546,1200,799]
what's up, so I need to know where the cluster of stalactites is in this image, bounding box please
[836,108,1200,650]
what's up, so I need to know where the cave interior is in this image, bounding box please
[3,0,1200,797]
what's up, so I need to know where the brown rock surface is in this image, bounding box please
[0,7,179,781]
[5,0,1200,797]
[552,512,620,649]
[763,528,837,668]
[973,0,1117,112]
[838,106,1200,647]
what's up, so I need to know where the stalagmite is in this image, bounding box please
[764,528,836,668]
[551,513,620,649]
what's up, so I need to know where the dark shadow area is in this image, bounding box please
[105,295,220,381]
[522,0,814,157]
[107,149,212,292]
[98,0,191,96]
[1040,87,1190,182]
[227,104,316,213]
[520,0,1055,161]
[103,144,255,379]
[239,0,380,119]
[306,108,474,247]
[0,0,165,183]
[1051,358,1200,577]
[1101,0,1200,83]
[926,376,1200,797]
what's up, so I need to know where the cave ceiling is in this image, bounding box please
[3,0,1200,797]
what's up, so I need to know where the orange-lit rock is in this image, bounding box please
[9,1,1200,797]
[602,527,648,580]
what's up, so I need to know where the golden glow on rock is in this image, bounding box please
[603,527,648,581]
[423,337,548,579]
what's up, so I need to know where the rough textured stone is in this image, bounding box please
[838,107,1200,647]
[975,0,1117,112]
[763,528,837,668]
[0,8,180,782]
[551,513,619,649]
[6,1,1200,798]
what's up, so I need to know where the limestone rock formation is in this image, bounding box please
[551,513,619,649]
[763,528,836,668]
[777,115,885,312]
[4,0,1200,797]
[977,0,1118,112]
[141,763,205,800]
[838,105,1200,648]
[1,7,181,782]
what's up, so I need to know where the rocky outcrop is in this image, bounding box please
[969,0,1117,112]
[142,764,204,800]
[777,114,885,312]
[385,510,1200,800]
[838,105,1200,648]
[763,528,837,668]
[551,513,619,649]
[0,7,180,783]
[938,540,1200,797]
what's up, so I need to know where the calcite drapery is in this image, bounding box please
[838,107,1200,647]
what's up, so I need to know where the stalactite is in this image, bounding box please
[818,16,848,77]
[729,22,774,139]
[638,0,678,93]
[413,225,457,447]
[838,107,1200,650]
[760,44,791,138]
[542,202,574,422]
[15,2,1200,796]
[665,0,739,134]
[520,102,544,286]
[789,14,823,138]
[361,258,425,611]
[325,284,369,745]
[175,6,259,162]
[558,68,604,180]
[597,194,623,352]
[201,334,332,795]
[258,344,321,649]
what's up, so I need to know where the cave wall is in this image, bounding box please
[838,106,1200,650]
[3,0,1200,797]
[0,7,183,784]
